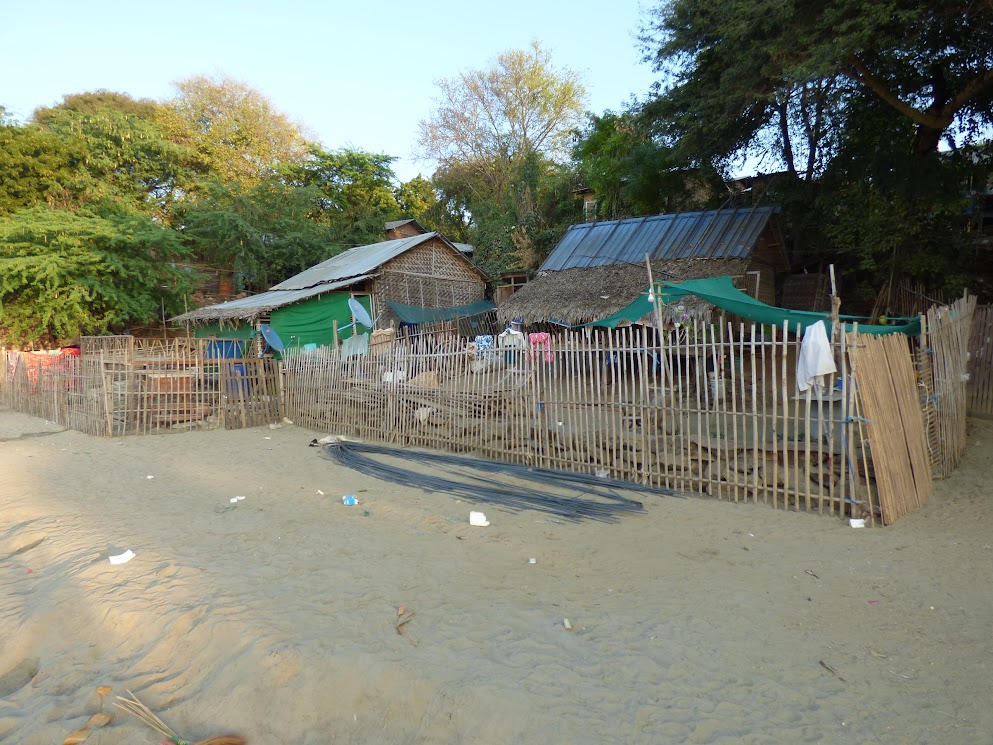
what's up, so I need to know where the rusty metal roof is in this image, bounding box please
[540,206,780,272]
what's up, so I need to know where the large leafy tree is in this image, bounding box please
[163,75,308,186]
[0,207,193,346]
[572,110,723,219]
[417,43,588,279]
[0,122,87,215]
[417,41,588,208]
[639,0,993,295]
[177,179,338,292]
[284,146,402,244]
[32,91,197,218]
[641,0,993,165]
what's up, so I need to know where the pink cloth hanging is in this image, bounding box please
[528,332,554,362]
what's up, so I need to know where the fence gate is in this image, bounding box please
[218,358,283,429]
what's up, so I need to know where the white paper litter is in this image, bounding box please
[109,549,135,565]
[849,518,866,528]
[469,511,489,527]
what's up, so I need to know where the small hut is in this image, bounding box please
[172,232,488,349]
[498,206,787,326]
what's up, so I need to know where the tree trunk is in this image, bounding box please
[912,123,943,155]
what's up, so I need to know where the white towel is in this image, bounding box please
[796,320,837,394]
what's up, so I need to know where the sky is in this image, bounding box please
[0,0,661,182]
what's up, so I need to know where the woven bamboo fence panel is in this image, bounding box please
[967,304,993,416]
[919,295,976,477]
[218,358,283,429]
[849,332,933,524]
[1,338,282,436]
[283,322,885,521]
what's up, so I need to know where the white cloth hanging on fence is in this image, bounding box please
[796,320,837,395]
[341,332,369,361]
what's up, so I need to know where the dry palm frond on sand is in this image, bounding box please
[114,690,247,745]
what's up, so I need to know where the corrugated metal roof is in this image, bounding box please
[171,276,371,322]
[540,206,780,272]
[271,233,439,290]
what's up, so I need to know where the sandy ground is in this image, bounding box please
[1,408,992,745]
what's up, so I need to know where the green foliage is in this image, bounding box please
[33,96,197,218]
[284,146,402,245]
[572,111,723,218]
[638,0,993,296]
[642,0,993,163]
[467,153,583,280]
[0,123,87,215]
[0,207,193,346]
[418,41,588,208]
[178,179,339,292]
[163,75,308,186]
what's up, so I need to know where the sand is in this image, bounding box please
[1,407,991,745]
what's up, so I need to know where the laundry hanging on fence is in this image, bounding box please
[498,327,526,366]
[528,332,554,362]
[796,320,837,394]
[474,334,496,361]
[341,332,369,361]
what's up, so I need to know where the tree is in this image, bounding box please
[32,92,197,218]
[417,41,588,207]
[0,207,193,346]
[641,0,993,162]
[163,75,307,186]
[639,0,993,295]
[177,179,339,292]
[572,110,723,219]
[284,146,402,243]
[0,122,87,215]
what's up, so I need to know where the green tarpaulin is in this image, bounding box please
[585,276,920,336]
[194,292,371,354]
[386,298,496,324]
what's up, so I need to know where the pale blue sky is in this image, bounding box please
[0,0,660,181]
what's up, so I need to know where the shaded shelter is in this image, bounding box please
[498,206,787,327]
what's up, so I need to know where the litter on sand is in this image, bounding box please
[109,550,135,565]
[396,606,417,645]
[63,713,113,744]
[469,511,489,526]
[342,495,358,506]
[114,689,246,745]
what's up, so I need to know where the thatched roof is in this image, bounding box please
[497,258,747,326]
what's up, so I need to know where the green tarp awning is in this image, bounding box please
[585,276,921,336]
[386,299,496,325]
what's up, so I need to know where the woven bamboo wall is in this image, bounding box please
[374,239,486,315]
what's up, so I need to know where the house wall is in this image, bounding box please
[385,222,425,240]
[375,237,486,315]
[744,221,789,306]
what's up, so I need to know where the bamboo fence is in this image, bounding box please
[967,304,993,416]
[1,337,282,436]
[850,331,933,524]
[282,322,879,520]
[918,294,977,477]
[1,301,979,527]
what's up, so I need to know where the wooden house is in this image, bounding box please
[172,231,489,350]
[498,206,788,326]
